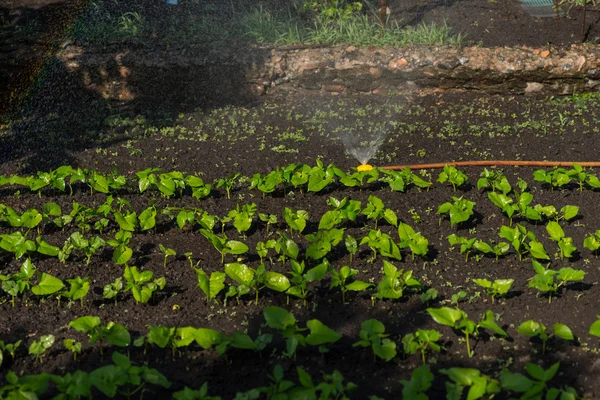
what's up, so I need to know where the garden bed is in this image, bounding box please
[4,0,600,399]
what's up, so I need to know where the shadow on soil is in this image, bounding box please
[0,1,266,175]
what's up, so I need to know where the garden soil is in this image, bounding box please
[2,0,600,399]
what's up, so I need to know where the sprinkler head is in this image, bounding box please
[357,164,374,171]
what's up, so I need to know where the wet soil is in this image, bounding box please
[2,90,600,398]
[2,0,600,399]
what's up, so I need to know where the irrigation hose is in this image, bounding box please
[361,160,600,171]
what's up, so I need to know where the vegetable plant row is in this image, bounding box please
[3,161,600,200]
[2,161,600,398]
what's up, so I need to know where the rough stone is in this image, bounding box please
[525,82,545,93]
[322,83,345,92]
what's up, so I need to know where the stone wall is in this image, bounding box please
[56,43,600,104]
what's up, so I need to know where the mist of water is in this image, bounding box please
[339,128,387,165]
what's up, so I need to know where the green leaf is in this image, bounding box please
[552,323,574,341]
[147,325,175,348]
[224,263,254,286]
[31,273,64,295]
[427,307,463,327]
[305,319,342,346]
[590,317,600,337]
[500,370,534,392]
[105,323,131,347]
[546,221,564,242]
[264,272,291,292]
[263,306,296,330]
[70,316,101,333]
[193,328,223,349]
[224,240,249,255]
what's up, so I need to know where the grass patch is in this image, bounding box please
[69,0,466,48]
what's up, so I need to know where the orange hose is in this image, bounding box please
[380,160,600,170]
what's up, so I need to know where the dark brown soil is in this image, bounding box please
[1,89,600,399]
[2,0,600,399]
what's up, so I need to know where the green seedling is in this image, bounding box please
[360,229,401,262]
[173,382,221,400]
[477,168,512,194]
[353,319,397,362]
[313,369,357,398]
[402,329,442,364]
[123,266,166,304]
[224,262,290,305]
[263,306,306,358]
[361,195,386,227]
[68,232,105,264]
[337,168,379,188]
[29,166,74,195]
[583,230,600,256]
[546,221,577,260]
[146,325,178,357]
[534,204,579,223]
[50,369,91,399]
[319,197,361,230]
[517,320,574,354]
[158,244,176,269]
[400,365,434,399]
[136,167,162,193]
[253,169,285,196]
[319,197,362,230]
[0,257,36,307]
[258,213,278,234]
[61,276,90,307]
[63,339,82,361]
[0,340,21,367]
[397,222,429,259]
[273,232,300,263]
[106,230,133,266]
[373,261,422,304]
[103,277,124,304]
[138,206,157,231]
[437,196,475,227]
[69,316,131,356]
[89,351,171,398]
[31,272,65,301]
[287,259,328,305]
[0,371,43,399]
[440,367,500,400]
[488,190,542,226]
[114,210,138,232]
[499,224,549,261]
[345,234,358,262]
[28,334,55,363]
[0,231,36,259]
[200,229,249,264]
[283,207,308,234]
[472,278,514,304]
[305,228,345,260]
[307,160,339,193]
[258,365,295,398]
[305,319,343,355]
[185,174,211,199]
[194,268,226,303]
[290,164,312,192]
[534,164,589,191]
[380,168,432,192]
[215,172,242,199]
[448,234,509,261]
[329,265,373,303]
[419,288,439,304]
[215,330,270,356]
[225,203,257,234]
[529,260,586,303]
[427,308,507,358]
[501,362,582,400]
[437,165,468,191]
